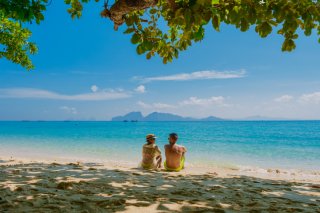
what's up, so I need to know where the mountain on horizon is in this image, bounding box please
[111,112,225,122]
[111,112,144,121]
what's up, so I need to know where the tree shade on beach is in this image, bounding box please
[0,161,319,212]
[0,0,319,69]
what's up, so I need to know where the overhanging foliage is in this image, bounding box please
[0,0,319,69]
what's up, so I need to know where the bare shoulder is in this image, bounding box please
[178,145,187,152]
[155,145,161,153]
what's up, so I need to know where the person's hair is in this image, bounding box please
[169,133,178,139]
[169,133,178,145]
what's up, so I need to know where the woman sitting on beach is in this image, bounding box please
[141,134,162,170]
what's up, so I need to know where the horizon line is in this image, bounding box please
[1,119,320,122]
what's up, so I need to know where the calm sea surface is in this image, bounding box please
[0,121,319,171]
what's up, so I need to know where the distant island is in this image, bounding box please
[111,112,225,122]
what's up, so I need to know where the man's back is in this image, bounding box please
[164,144,186,169]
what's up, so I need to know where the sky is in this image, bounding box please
[0,1,319,121]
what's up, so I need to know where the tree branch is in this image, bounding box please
[102,0,158,30]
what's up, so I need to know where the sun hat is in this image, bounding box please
[146,134,157,141]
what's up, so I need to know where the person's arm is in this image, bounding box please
[155,145,161,155]
[179,146,187,154]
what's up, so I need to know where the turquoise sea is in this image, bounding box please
[0,121,319,171]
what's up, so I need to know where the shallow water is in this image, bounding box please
[0,121,319,171]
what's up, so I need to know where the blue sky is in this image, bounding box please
[0,1,319,120]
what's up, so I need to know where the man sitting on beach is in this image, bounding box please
[164,133,187,172]
[141,134,162,170]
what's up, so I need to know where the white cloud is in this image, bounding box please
[138,96,230,110]
[141,69,246,82]
[273,92,320,105]
[180,96,229,107]
[274,95,294,103]
[135,85,146,93]
[0,88,130,101]
[137,101,151,108]
[91,85,98,92]
[60,106,77,114]
[299,92,320,104]
[153,103,175,109]
[137,101,175,109]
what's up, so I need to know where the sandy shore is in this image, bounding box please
[0,158,319,212]
[0,159,320,212]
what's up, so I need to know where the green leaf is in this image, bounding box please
[131,33,140,44]
[146,52,152,59]
[124,28,135,34]
[136,44,145,55]
[212,0,219,5]
[149,8,157,14]
[212,15,220,32]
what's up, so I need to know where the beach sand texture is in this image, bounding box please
[0,160,319,212]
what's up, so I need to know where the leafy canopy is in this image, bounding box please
[0,0,319,69]
[0,0,47,69]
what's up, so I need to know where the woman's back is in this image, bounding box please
[142,143,161,166]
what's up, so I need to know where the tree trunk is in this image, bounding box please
[103,0,158,29]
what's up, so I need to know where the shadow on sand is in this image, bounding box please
[0,162,319,212]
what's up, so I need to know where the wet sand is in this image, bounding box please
[0,158,319,212]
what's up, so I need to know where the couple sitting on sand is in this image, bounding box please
[141,133,187,172]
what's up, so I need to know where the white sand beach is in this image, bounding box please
[0,157,319,212]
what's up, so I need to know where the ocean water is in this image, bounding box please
[0,121,319,171]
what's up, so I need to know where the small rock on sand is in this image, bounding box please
[57,182,73,190]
